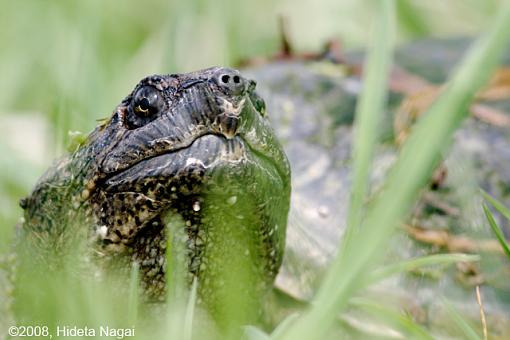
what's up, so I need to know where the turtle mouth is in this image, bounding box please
[101,132,282,196]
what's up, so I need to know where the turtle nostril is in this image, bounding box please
[214,68,246,95]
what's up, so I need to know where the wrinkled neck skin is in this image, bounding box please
[20,67,291,325]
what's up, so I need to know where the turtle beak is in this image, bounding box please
[212,97,246,139]
[209,68,255,139]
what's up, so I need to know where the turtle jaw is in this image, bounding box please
[100,131,282,198]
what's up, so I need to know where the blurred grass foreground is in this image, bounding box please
[2,0,510,339]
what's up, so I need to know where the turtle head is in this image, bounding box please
[95,67,283,176]
[85,67,290,297]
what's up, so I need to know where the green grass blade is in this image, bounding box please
[244,326,270,340]
[183,278,198,340]
[127,262,140,326]
[443,300,481,340]
[345,0,394,238]
[481,190,510,222]
[275,1,510,339]
[350,298,433,340]
[396,0,430,37]
[366,253,479,285]
[482,204,510,260]
[270,313,300,339]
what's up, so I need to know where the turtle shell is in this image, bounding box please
[244,38,510,336]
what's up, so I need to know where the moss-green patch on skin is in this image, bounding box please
[66,130,88,153]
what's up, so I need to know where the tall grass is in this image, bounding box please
[2,1,510,339]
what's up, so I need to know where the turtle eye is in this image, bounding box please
[132,86,165,117]
[136,97,151,114]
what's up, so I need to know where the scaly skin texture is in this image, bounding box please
[19,67,291,323]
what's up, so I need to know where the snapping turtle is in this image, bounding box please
[9,37,510,337]
[16,67,290,329]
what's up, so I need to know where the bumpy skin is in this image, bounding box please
[20,67,291,308]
